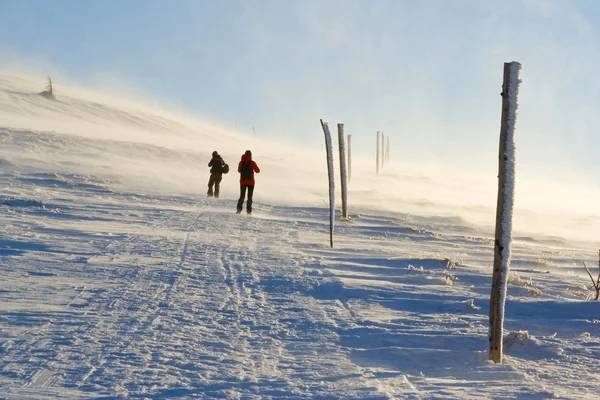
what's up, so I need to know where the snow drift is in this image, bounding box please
[1,74,598,245]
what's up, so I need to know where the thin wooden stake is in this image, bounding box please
[381,132,385,170]
[348,134,352,182]
[376,131,380,175]
[338,124,348,219]
[386,136,390,162]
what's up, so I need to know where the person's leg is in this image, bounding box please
[214,174,222,198]
[237,185,247,213]
[207,174,215,197]
[246,185,255,214]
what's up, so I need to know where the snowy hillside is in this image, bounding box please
[1,75,600,399]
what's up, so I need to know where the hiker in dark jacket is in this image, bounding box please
[207,150,226,198]
[236,150,260,214]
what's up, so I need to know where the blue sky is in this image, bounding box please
[1,0,600,182]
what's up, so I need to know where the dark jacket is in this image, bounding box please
[238,154,260,186]
[209,156,225,174]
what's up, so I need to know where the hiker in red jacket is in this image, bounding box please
[236,150,260,214]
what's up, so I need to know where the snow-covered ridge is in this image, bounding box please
[1,74,598,245]
[0,75,241,147]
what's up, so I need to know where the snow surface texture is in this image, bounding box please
[1,75,600,399]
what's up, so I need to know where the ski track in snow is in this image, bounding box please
[0,171,392,398]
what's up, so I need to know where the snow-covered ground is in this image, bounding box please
[1,75,600,399]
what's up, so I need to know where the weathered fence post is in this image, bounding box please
[347,134,352,182]
[320,119,335,248]
[381,132,385,170]
[376,131,380,175]
[386,136,390,162]
[489,62,522,364]
[338,124,348,219]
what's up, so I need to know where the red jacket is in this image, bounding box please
[238,154,260,186]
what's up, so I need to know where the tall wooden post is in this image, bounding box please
[320,119,335,248]
[347,134,352,182]
[376,131,380,175]
[489,62,522,364]
[386,137,390,162]
[338,124,348,219]
[381,132,385,170]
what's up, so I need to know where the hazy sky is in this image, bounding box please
[1,0,600,183]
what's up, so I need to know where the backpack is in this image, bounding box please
[240,162,252,180]
[222,163,229,174]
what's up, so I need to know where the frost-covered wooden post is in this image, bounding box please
[489,62,522,364]
[338,124,348,219]
[376,131,380,175]
[347,134,352,182]
[320,119,335,247]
